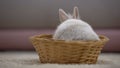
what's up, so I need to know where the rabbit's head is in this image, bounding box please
[59,7,80,22]
[59,7,91,27]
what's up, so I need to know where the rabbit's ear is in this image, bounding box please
[73,7,80,19]
[59,9,69,22]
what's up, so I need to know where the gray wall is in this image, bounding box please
[0,0,120,29]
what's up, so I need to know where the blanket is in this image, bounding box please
[0,51,120,68]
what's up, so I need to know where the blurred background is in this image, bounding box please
[0,0,120,52]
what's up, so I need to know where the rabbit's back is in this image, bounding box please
[53,19,100,41]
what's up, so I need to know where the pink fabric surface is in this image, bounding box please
[0,29,54,50]
[0,29,120,52]
[96,29,120,52]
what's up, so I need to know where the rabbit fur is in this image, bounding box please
[53,7,100,41]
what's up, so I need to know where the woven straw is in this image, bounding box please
[30,34,109,64]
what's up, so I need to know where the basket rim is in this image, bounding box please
[30,34,109,45]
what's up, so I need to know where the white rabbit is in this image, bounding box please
[53,7,100,41]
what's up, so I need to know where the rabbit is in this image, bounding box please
[53,7,100,41]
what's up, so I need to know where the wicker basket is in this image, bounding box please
[30,34,109,64]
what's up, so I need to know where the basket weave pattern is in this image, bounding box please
[31,34,109,64]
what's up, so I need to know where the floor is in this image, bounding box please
[0,51,120,68]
